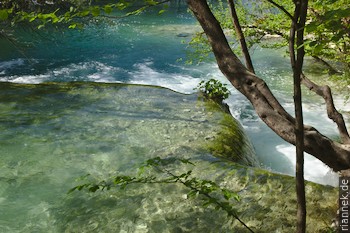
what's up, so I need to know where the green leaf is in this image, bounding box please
[116,3,127,10]
[145,0,158,6]
[29,16,37,22]
[205,197,217,207]
[75,174,91,182]
[104,5,113,14]
[0,9,9,21]
[309,41,317,47]
[222,189,232,200]
[179,158,195,165]
[88,185,100,192]
[79,10,90,17]
[314,44,324,54]
[187,190,199,198]
[158,9,166,15]
[91,7,101,17]
[67,187,78,194]
[69,23,77,29]
[233,193,240,202]
[305,22,319,33]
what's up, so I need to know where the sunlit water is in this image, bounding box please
[0,3,348,231]
[0,81,260,232]
[2,3,349,181]
[1,3,348,184]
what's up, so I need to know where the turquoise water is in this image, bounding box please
[0,4,348,231]
[2,2,348,182]
[0,2,347,184]
[0,4,197,85]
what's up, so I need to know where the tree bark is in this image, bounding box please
[186,0,350,172]
[289,0,308,231]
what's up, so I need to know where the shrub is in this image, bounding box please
[196,79,230,102]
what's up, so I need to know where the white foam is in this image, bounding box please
[0,74,50,84]
[276,144,338,186]
[0,61,122,84]
[0,58,25,70]
[52,61,120,79]
[84,62,121,83]
[215,62,341,186]
[128,61,200,93]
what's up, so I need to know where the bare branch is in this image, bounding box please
[244,25,288,39]
[301,74,350,144]
[264,0,295,22]
[312,56,341,75]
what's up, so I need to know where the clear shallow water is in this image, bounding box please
[0,2,348,187]
[0,83,338,233]
[0,81,263,232]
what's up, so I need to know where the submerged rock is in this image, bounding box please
[176,33,191,38]
[0,82,337,232]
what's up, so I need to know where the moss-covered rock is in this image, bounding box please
[200,98,259,167]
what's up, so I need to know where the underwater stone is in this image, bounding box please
[176,33,191,38]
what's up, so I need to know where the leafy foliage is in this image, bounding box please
[0,0,169,29]
[187,0,349,74]
[195,79,231,102]
[185,32,213,64]
[305,1,350,70]
[69,157,254,232]
[330,71,350,102]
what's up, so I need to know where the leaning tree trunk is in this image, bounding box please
[186,0,350,172]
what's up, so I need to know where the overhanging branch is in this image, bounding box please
[301,74,350,144]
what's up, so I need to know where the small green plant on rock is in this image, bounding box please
[196,79,230,102]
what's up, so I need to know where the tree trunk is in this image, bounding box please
[289,0,308,231]
[227,0,255,73]
[186,0,350,172]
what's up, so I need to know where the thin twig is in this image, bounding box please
[264,0,295,22]
[160,167,255,233]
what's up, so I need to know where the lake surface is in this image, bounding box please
[0,0,348,210]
